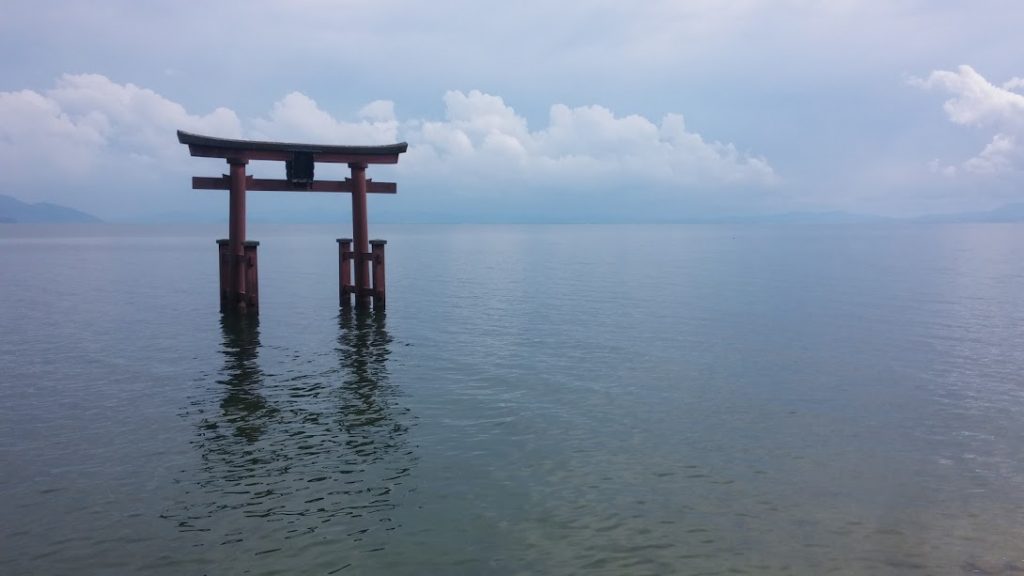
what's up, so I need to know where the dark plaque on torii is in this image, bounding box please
[177,130,408,313]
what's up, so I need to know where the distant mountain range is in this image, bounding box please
[694,211,893,224]
[698,205,1024,225]
[4,192,1024,224]
[715,204,1024,224]
[913,202,1024,223]
[0,195,101,223]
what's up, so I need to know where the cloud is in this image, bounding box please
[913,65,1024,176]
[0,87,107,176]
[403,90,776,190]
[1004,77,1024,92]
[250,92,398,144]
[0,74,776,217]
[911,65,1024,128]
[0,73,241,181]
[962,133,1017,175]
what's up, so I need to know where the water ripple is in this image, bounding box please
[163,309,417,565]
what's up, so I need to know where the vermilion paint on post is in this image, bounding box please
[338,238,353,305]
[370,240,387,310]
[228,159,248,311]
[349,162,371,309]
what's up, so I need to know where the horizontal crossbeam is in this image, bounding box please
[192,176,396,194]
[340,251,377,262]
[341,285,379,297]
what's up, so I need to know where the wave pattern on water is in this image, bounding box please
[162,309,417,571]
[3,223,1024,575]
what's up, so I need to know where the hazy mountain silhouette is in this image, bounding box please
[914,203,1024,223]
[0,195,101,223]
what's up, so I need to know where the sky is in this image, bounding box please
[1,0,1023,222]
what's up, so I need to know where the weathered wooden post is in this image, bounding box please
[228,159,249,311]
[370,239,387,309]
[217,239,259,312]
[349,162,371,308]
[338,238,353,307]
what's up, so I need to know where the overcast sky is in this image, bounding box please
[2,0,1023,222]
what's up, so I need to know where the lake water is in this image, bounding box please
[1,222,1023,575]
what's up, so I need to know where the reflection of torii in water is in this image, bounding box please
[215,313,276,443]
[165,311,416,548]
[335,308,412,464]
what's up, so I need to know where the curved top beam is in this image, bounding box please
[177,130,408,164]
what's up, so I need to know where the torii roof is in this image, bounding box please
[177,130,408,164]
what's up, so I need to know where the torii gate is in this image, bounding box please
[177,130,408,313]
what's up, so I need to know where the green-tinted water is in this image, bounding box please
[2,223,1023,574]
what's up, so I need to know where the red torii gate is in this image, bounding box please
[177,130,408,313]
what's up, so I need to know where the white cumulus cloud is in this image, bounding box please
[0,73,240,183]
[401,90,776,189]
[250,92,399,144]
[962,133,1017,175]
[913,65,1024,176]
[0,74,776,217]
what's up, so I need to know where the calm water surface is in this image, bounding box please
[1,223,1023,575]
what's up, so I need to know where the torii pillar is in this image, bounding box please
[350,162,370,308]
[178,130,407,314]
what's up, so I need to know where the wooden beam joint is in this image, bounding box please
[192,176,396,193]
